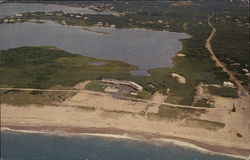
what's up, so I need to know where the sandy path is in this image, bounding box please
[73,80,91,89]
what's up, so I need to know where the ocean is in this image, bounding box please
[1,130,238,160]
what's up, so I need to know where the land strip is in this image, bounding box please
[0,87,209,110]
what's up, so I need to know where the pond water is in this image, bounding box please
[0,3,111,19]
[0,21,190,75]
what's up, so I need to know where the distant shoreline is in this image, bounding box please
[1,125,249,160]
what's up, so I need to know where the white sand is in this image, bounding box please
[171,73,186,83]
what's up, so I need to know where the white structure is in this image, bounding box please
[158,20,163,23]
[177,53,185,57]
[101,78,143,92]
[242,69,249,73]
[15,14,23,17]
[130,92,138,96]
[96,22,103,27]
[223,81,235,88]
[61,20,66,25]
[3,19,8,23]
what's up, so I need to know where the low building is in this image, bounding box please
[9,19,14,23]
[101,78,143,92]
[15,14,23,17]
[242,69,249,73]
[96,22,103,27]
[45,12,53,16]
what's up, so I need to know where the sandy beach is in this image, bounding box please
[1,102,250,159]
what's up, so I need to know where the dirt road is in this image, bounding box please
[205,13,248,96]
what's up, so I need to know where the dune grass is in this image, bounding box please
[147,105,206,121]
[208,86,238,98]
[181,118,225,131]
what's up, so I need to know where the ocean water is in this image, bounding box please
[1,131,238,160]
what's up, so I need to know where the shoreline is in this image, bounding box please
[1,125,249,160]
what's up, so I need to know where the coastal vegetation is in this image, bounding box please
[181,118,225,131]
[0,46,137,89]
[147,104,206,121]
[0,86,74,105]
[157,105,206,120]
[146,105,225,131]
[208,86,238,98]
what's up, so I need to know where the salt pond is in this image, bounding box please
[0,21,190,75]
